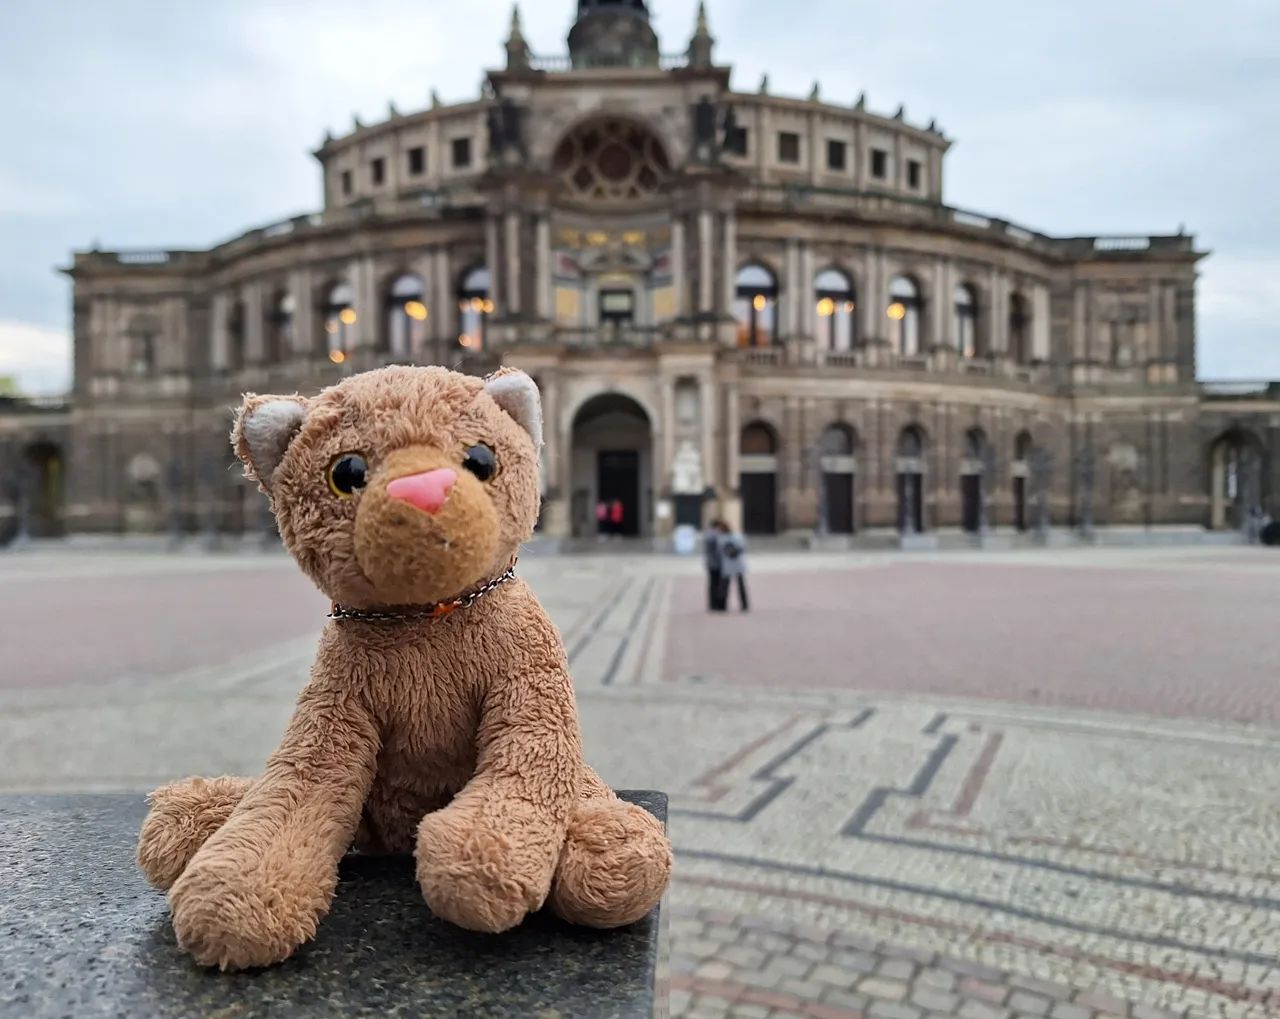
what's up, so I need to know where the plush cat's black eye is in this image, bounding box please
[462,444,497,482]
[327,453,368,497]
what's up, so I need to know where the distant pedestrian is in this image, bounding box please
[595,500,608,539]
[716,521,749,612]
[609,499,624,537]
[703,519,726,611]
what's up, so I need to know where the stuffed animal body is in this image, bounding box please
[136,365,672,970]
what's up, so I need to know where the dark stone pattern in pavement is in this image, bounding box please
[670,907,1186,1019]
[664,560,1280,726]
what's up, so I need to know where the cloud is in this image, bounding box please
[0,321,71,396]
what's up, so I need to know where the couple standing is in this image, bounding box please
[703,520,749,612]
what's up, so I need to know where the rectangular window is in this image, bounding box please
[408,146,425,176]
[778,131,801,164]
[599,289,635,325]
[827,139,847,171]
[451,137,472,169]
[907,159,922,189]
[341,170,352,196]
[725,125,749,157]
[870,148,888,180]
[371,157,385,186]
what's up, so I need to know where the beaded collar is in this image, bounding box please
[328,561,518,623]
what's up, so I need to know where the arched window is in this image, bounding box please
[896,425,927,533]
[385,274,428,359]
[887,276,922,356]
[322,283,356,363]
[458,267,493,351]
[898,426,925,460]
[1014,431,1034,463]
[267,290,294,363]
[740,422,778,455]
[739,422,779,534]
[821,423,855,457]
[815,268,856,350]
[954,283,979,358]
[734,263,778,348]
[1009,292,1031,364]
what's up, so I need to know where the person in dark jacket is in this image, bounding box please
[703,520,726,611]
[716,522,749,612]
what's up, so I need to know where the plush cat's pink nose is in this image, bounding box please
[386,468,457,515]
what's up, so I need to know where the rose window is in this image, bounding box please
[552,119,671,202]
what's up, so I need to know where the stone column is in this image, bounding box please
[931,260,946,350]
[854,120,867,190]
[784,239,800,337]
[243,283,265,363]
[800,244,815,337]
[721,210,737,315]
[434,247,452,355]
[535,214,551,320]
[290,267,314,357]
[660,376,676,492]
[352,256,378,349]
[505,210,521,314]
[698,209,713,313]
[856,248,876,344]
[210,292,230,370]
[671,216,687,317]
[700,375,717,489]
[485,216,501,314]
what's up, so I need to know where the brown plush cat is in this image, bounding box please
[136,365,671,970]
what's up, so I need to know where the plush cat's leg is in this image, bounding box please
[167,678,381,970]
[548,765,672,929]
[137,776,254,890]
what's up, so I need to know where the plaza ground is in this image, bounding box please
[1,543,1278,1019]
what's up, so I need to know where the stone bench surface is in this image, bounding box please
[0,791,666,1018]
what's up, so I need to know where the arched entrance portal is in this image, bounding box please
[16,442,65,538]
[739,422,779,535]
[896,426,927,533]
[571,393,652,538]
[1209,430,1264,530]
[960,428,992,534]
[820,424,857,534]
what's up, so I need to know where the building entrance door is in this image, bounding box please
[597,450,640,537]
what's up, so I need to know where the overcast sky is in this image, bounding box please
[1,0,1277,393]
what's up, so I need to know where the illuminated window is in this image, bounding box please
[734,263,778,347]
[385,274,428,359]
[408,146,425,176]
[778,132,801,164]
[888,275,922,355]
[814,268,856,351]
[457,266,492,350]
[954,283,979,358]
[322,282,356,361]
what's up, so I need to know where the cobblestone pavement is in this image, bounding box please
[1,542,1278,1019]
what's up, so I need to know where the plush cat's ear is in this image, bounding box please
[231,394,308,490]
[484,370,543,451]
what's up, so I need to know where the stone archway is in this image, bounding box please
[1209,430,1264,530]
[16,441,65,539]
[570,393,653,538]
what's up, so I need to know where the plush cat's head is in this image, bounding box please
[232,365,542,609]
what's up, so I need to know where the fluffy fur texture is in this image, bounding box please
[137,365,672,970]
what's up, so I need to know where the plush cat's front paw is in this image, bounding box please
[415,810,548,934]
[168,851,327,970]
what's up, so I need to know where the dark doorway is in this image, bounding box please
[22,442,65,538]
[1013,477,1027,531]
[961,474,982,533]
[741,472,777,535]
[597,450,640,537]
[824,473,854,534]
[897,473,924,533]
